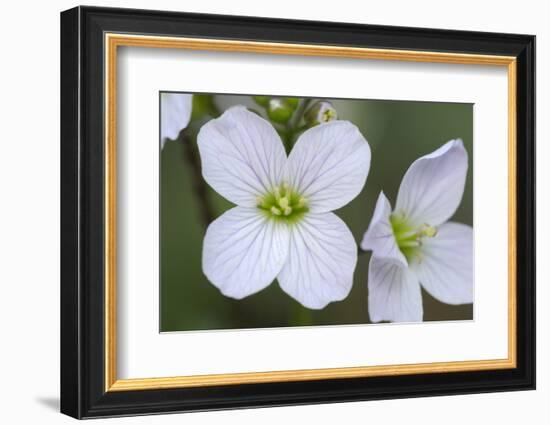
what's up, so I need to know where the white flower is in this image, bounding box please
[160,93,193,148]
[361,139,473,323]
[198,106,371,309]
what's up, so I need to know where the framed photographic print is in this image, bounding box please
[60,6,536,419]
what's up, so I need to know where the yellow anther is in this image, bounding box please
[270,206,282,216]
[283,206,292,216]
[322,109,336,122]
[297,197,306,208]
[278,196,289,209]
[273,186,281,199]
[421,224,437,238]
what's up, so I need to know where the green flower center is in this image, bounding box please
[257,184,309,223]
[390,213,437,261]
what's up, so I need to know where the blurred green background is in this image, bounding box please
[160,94,473,332]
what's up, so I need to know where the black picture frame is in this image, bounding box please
[60,5,535,419]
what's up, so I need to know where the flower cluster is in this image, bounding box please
[161,93,473,322]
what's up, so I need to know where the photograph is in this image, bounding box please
[160,92,474,332]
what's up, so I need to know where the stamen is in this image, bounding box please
[421,225,437,237]
[394,229,417,240]
[270,206,282,216]
[258,185,309,222]
[390,213,438,262]
[278,197,289,209]
[400,240,420,248]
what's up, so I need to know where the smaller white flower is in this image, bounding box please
[160,93,193,148]
[361,140,473,323]
[198,106,371,309]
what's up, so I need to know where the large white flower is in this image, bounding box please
[198,106,371,309]
[361,139,473,323]
[160,93,193,148]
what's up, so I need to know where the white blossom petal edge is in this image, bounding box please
[361,139,473,322]
[198,106,371,309]
[160,93,193,148]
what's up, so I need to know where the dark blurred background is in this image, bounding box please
[160,94,473,332]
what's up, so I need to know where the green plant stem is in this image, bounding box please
[181,130,215,229]
[178,96,221,229]
[209,100,221,119]
[283,98,314,152]
[290,98,313,129]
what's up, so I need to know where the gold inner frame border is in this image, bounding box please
[104,33,517,392]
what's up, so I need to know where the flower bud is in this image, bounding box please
[267,99,294,124]
[304,101,338,127]
[191,94,218,120]
[252,96,270,107]
[284,97,300,110]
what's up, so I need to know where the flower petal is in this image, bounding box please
[277,212,357,309]
[361,191,407,267]
[284,121,371,213]
[198,106,287,207]
[411,222,473,305]
[161,93,192,147]
[395,139,468,226]
[202,207,290,299]
[368,256,423,323]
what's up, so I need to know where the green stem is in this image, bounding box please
[290,98,313,131]
[209,98,221,118]
[177,95,222,229]
[283,98,314,152]
[180,129,215,229]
